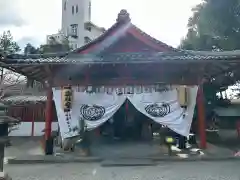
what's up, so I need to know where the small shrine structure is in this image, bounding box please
[1,10,240,152]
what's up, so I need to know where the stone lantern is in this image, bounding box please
[0,102,19,172]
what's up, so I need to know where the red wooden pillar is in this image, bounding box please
[197,84,207,149]
[45,87,53,142]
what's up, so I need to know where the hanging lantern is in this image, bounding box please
[177,86,188,107]
[61,86,73,112]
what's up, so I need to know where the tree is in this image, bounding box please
[0,31,26,100]
[180,0,240,51]
[39,36,71,54]
[24,43,39,55]
[0,31,22,97]
[179,0,240,122]
[0,30,20,54]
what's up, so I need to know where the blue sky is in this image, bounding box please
[0,0,202,49]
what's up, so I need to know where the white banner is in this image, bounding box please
[53,86,198,139]
[128,86,198,136]
[53,88,125,138]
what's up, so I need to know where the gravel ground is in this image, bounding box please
[4,161,240,180]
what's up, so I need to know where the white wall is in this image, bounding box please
[9,122,59,137]
[85,26,104,41]
[46,33,65,44]
[62,0,89,47]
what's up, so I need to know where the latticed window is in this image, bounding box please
[72,6,74,14]
[76,5,78,13]
[70,24,78,37]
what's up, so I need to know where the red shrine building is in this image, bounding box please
[1,10,239,150]
[5,10,178,137]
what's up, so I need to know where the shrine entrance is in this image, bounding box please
[99,100,155,142]
[91,101,162,158]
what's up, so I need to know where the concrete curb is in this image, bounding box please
[6,156,103,164]
[151,156,240,162]
[101,159,157,167]
[5,155,240,164]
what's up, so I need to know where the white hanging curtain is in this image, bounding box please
[74,92,126,130]
[53,86,198,139]
[53,88,126,139]
[127,86,198,136]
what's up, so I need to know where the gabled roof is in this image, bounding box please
[2,95,46,104]
[1,10,240,86]
[75,9,178,54]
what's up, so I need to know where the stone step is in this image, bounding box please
[101,159,156,167]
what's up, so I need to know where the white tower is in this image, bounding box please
[61,0,92,48]
[47,0,104,49]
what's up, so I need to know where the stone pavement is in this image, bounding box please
[4,137,240,164]
[203,142,235,158]
[5,137,44,157]
[5,161,240,180]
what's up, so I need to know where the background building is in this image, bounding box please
[47,0,105,49]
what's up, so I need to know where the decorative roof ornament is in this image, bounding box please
[116,9,131,23]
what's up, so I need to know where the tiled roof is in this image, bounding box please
[185,50,240,57]
[2,51,240,66]
[2,95,47,104]
[131,24,177,52]
[1,84,44,96]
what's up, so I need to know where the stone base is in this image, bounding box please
[0,172,12,180]
[79,148,91,157]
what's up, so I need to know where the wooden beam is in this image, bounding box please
[53,76,199,87]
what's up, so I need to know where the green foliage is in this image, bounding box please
[179,0,240,119]
[39,36,72,54]
[180,0,240,51]
[24,43,39,55]
[0,31,20,54]
[23,36,72,54]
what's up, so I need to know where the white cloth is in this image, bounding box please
[53,86,198,139]
[128,86,198,136]
[53,88,125,138]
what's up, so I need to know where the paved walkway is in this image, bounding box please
[204,143,234,157]
[5,161,240,180]
[5,137,43,158]
[3,137,239,164]
[91,141,165,158]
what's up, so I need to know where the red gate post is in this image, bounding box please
[45,87,53,154]
[197,84,207,149]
